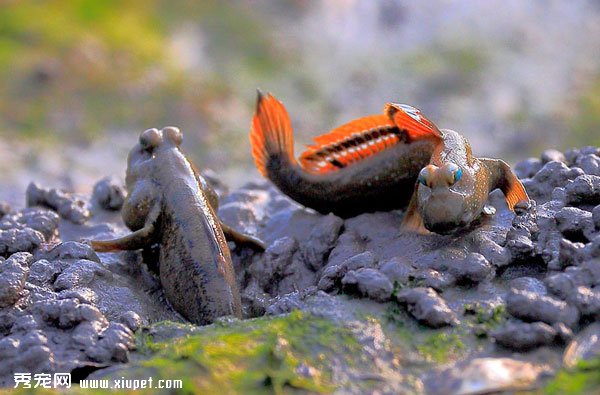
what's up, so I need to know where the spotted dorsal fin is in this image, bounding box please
[299,115,403,174]
[384,103,443,142]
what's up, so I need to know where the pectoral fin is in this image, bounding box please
[220,221,266,251]
[401,188,430,234]
[481,158,530,211]
[91,203,160,252]
[90,223,156,252]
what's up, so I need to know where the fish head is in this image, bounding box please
[126,127,184,184]
[416,162,478,234]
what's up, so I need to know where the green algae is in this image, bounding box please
[542,358,600,395]
[416,331,466,364]
[463,303,507,338]
[384,302,467,365]
[12,311,361,394]
[383,301,408,327]
[115,310,361,394]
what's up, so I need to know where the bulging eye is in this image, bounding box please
[445,163,462,185]
[140,128,162,151]
[418,168,431,187]
[454,167,463,183]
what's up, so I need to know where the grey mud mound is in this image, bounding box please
[219,146,600,392]
[395,287,459,328]
[0,181,181,387]
[2,148,600,393]
[92,177,126,211]
[26,182,91,224]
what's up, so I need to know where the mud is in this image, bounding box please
[1,147,600,393]
[396,287,459,327]
[91,177,126,211]
[0,182,181,386]
[26,182,91,224]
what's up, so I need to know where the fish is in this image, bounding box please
[249,91,436,218]
[91,127,264,325]
[389,103,531,234]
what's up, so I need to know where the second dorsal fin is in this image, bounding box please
[384,103,443,142]
[299,115,402,174]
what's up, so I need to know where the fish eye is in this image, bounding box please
[445,163,462,185]
[418,167,431,188]
[140,128,162,151]
[454,167,463,183]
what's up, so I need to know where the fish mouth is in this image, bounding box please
[424,220,464,235]
[418,189,469,234]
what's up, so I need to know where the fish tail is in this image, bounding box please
[250,90,297,176]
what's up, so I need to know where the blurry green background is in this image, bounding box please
[1,0,600,206]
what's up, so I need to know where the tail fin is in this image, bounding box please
[250,90,296,176]
[384,103,443,142]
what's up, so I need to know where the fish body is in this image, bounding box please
[393,104,530,234]
[250,92,435,217]
[152,137,240,325]
[92,127,263,325]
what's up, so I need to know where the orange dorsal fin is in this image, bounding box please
[250,90,297,176]
[299,115,401,174]
[384,103,443,143]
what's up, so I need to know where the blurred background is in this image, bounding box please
[1,0,600,206]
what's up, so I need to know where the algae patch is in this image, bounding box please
[384,303,467,364]
[542,358,600,395]
[114,311,361,394]
[416,332,466,364]
[463,303,507,338]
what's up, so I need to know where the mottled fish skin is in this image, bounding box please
[92,127,242,325]
[417,130,490,233]
[250,94,528,232]
[266,140,435,218]
[154,142,241,324]
[405,127,529,234]
[249,92,435,218]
